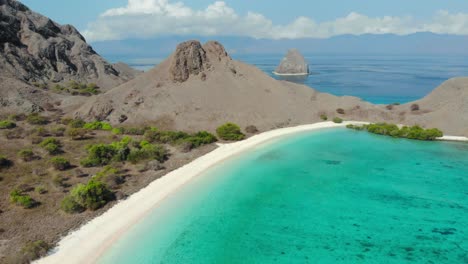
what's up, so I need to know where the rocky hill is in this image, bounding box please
[396,77,468,137]
[75,39,468,136]
[75,40,394,131]
[0,0,139,113]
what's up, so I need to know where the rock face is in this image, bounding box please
[0,0,139,114]
[169,41,210,82]
[274,49,309,75]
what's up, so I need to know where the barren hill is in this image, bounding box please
[396,77,468,137]
[0,0,139,113]
[76,40,393,131]
[76,39,468,136]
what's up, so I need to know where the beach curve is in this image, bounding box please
[34,121,468,264]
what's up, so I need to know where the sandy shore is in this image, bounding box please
[34,121,467,264]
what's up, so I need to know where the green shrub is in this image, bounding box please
[51,127,66,137]
[84,121,113,131]
[0,155,12,168]
[127,143,168,164]
[61,195,84,213]
[26,113,48,125]
[20,240,50,262]
[18,149,35,162]
[39,138,62,155]
[62,179,114,212]
[185,131,217,147]
[49,157,71,171]
[111,128,123,135]
[320,114,328,121]
[332,117,343,123]
[68,118,86,128]
[216,123,245,141]
[94,166,124,188]
[0,120,16,129]
[67,128,89,140]
[346,123,443,141]
[144,128,161,142]
[10,189,36,208]
[81,137,130,167]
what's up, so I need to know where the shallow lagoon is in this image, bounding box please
[99,128,468,264]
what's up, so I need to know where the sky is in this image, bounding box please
[21,0,468,42]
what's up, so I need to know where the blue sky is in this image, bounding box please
[21,0,468,41]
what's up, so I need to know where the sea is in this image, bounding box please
[113,54,468,104]
[98,128,468,264]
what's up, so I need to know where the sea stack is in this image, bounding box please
[274,49,309,76]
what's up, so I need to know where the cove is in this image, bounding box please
[98,128,468,264]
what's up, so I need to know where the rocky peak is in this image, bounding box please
[274,49,309,75]
[203,41,231,61]
[169,40,234,82]
[0,0,136,89]
[169,40,210,82]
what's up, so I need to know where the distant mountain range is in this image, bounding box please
[91,33,468,61]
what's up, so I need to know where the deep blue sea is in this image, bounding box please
[98,128,468,264]
[114,54,468,104]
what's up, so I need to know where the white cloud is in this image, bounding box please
[83,0,468,42]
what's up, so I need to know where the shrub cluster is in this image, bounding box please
[10,189,36,208]
[83,121,113,131]
[0,120,16,129]
[39,138,62,155]
[81,136,170,167]
[20,240,50,262]
[94,166,124,188]
[216,123,245,141]
[144,128,217,149]
[26,113,48,125]
[52,81,100,96]
[346,123,443,141]
[332,117,343,123]
[49,157,71,171]
[61,179,114,213]
[127,141,168,164]
[320,114,328,121]
[18,149,35,162]
[67,128,90,140]
[112,127,148,135]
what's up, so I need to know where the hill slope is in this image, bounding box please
[76,40,395,131]
[0,0,139,113]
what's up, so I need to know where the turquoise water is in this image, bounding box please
[99,129,468,264]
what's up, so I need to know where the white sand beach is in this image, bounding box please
[34,121,468,264]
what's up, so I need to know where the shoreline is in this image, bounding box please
[34,121,468,264]
[272,71,309,76]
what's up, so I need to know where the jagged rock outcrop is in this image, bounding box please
[169,41,210,82]
[274,49,309,75]
[0,0,140,114]
[0,0,137,88]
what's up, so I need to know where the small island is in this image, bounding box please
[273,49,309,76]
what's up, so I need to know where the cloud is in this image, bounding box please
[83,0,468,42]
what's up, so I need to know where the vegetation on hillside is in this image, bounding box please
[0,114,221,262]
[346,123,443,140]
[216,123,245,141]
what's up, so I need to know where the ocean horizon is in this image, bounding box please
[98,128,468,264]
[107,53,468,105]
